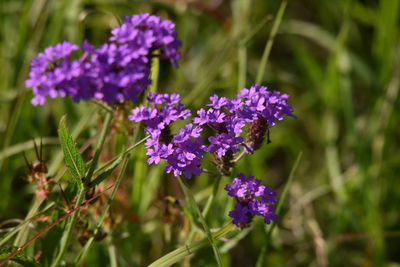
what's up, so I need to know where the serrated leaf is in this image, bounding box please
[88,155,123,188]
[58,116,86,185]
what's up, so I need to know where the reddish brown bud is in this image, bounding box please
[214,150,234,176]
[246,117,270,151]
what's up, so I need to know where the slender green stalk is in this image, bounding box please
[177,177,223,267]
[94,135,149,176]
[51,185,86,267]
[108,242,118,267]
[12,111,95,247]
[148,223,235,267]
[255,151,303,267]
[202,176,221,218]
[12,197,42,247]
[2,202,55,247]
[85,111,113,185]
[74,154,129,265]
[51,110,114,266]
[186,176,221,244]
[238,46,247,91]
[255,0,287,84]
[149,55,160,92]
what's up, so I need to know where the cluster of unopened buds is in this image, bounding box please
[26,13,295,228]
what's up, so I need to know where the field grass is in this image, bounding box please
[1,0,400,266]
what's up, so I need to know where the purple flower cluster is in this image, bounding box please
[129,92,205,178]
[194,84,294,174]
[129,84,294,178]
[26,13,181,105]
[225,174,278,227]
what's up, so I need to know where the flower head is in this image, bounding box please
[27,13,181,105]
[129,93,205,178]
[225,174,278,228]
[110,13,181,67]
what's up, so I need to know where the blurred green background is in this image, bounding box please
[1,0,400,266]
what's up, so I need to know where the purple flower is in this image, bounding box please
[225,174,278,227]
[26,41,80,105]
[27,13,182,105]
[129,93,205,178]
[229,203,251,226]
[208,133,243,158]
[237,84,295,126]
[110,13,181,67]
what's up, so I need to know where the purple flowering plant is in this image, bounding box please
[26,13,181,105]
[9,11,296,267]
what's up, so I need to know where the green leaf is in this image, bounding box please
[58,116,86,185]
[88,154,123,188]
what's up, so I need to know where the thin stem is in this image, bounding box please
[149,55,160,92]
[12,198,42,247]
[108,242,118,267]
[186,175,221,244]
[90,100,114,113]
[238,46,247,91]
[12,111,95,247]
[255,151,303,267]
[148,223,235,267]
[255,0,287,84]
[51,110,114,266]
[85,111,113,185]
[0,189,110,266]
[50,186,85,267]
[74,154,129,265]
[2,202,55,247]
[202,176,221,218]
[233,150,247,163]
[177,177,223,267]
[94,135,149,176]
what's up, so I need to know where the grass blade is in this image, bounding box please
[256,0,287,84]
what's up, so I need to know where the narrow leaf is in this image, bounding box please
[58,116,86,185]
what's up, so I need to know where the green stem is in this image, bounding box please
[74,155,129,265]
[148,223,235,267]
[202,176,221,218]
[255,151,302,267]
[51,110,114,266]
[177,177,223,267]
[12,198,41,247]
[94,135,149,176]
[186,176,221,244]
[12,111,94,248]
[150,55,160,92]
[85,110,113,185]
[108,241,118,267]
[0,203,56,247]
[255,0,287,84]
[51,186,86,267]
[238,46,247,91]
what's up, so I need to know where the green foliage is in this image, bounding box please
[0,0,400,266]
[58,115,86,186]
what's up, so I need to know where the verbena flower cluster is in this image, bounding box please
[129,84,294,178]
[128,84,292,227]
[129,92,205,178]
[225,174,278,227]
[26,13,181,105]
